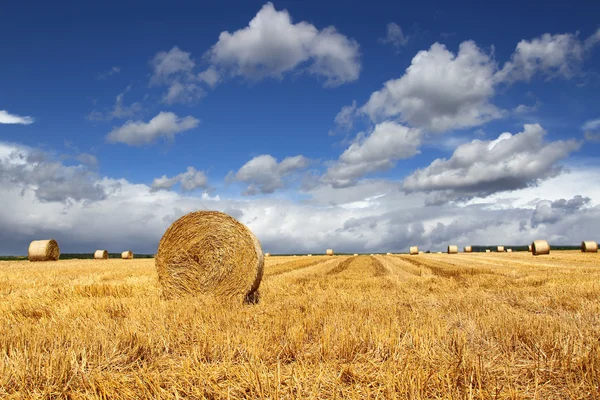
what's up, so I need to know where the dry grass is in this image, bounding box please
[1,251,600,399]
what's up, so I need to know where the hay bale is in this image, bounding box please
[353,253,358,256]
[497,246,505,252]
[94,250,108,260]
[464,246,472,253]
[447,245,458,254]
[307,254,312,257]
[121,251,133,259]
[581,241,598,253]
[28,239,60,262]
[437,252,442,254]
[155,210,263,300]
[531,240,550,256]
[409,246,419,255]
[507,249,512,253]
[485,249,491,253]
[264,253,271,257]
[386,252,392,255]
[419,251,424,254]
[326,249,334,256]
[528,245,532,252]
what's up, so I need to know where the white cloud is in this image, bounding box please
[87,86,142,121]
[75,153,98,168]
[361,41,502,132]
[229,154,310,195]
[0,142,106,203]
[582,118,600,132]
[514,102,539,114]
[98,66,121,79]
[207,2,360,86]
[151,166,208,192]
[150,46,195,84]
[106,112,200,146]
[0,110,34,125]
[378,22,409,50]
[403,124,581,199]
[330,100,357,134]
[496,29,600,83]
[197,67,221,88]
[323,121,422,187]
[163,82,204,105]
[1,140,599,255]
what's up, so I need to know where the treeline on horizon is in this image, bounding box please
[0,246,585,261]
[0,253,155,261]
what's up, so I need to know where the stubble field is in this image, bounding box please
[1,251,599,399]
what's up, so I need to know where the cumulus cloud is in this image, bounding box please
[531,195,591,228]
[323,121,422,188]
[0,142,106,203]
[75,153,98,168]
[207,2,360,86]
[403,124,581,200]
[0,139,599,255]
[378,22,409,51]
[197,67,221,88]
[149,46,208,104]
[228,154,310,195]
[361,41,502,132]
[496,29,600,83]
[106,112,200,146]
[151,166,208,192]
[0,110,34,125]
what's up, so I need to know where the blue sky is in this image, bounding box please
[1,0,599,254]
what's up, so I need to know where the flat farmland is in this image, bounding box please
[1,251,600,399]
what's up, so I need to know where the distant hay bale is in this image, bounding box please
[94,250,108,260]
[581,241,598,253]
[528,245,532,252]
[497,246,505,252]
[28,239,60,262]
[264,253,271,257]
[155,211,263,300]
[437,252,442,254]
[409,246,419,255]
[326,249,334,256]
[531,240,550,256]
[507,249,512,253]
[485,249,491,253]
[307,254,312,257]
[447,245,458,254]
[419,251,424,254]
[121,251,133,259]
[353,253,358,256]
[386,252,392,255]
[464,246,472,253]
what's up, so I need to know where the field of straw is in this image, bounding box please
[1,251,600,399]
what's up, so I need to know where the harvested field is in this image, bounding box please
[1,251,600,399]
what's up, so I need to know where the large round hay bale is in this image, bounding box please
[485,249,491,253]
[156,211,263,300]
[28,239,60,262]
[353,253,358,256]
[528,245,532,252]
[264,253,271,257]
[464,246,472,253]
[409,246,419,255]
[94,250,108,260]
[447,245,458,254]
[497,246,505,252]
[581,241,598,253]
[326,249,334,256]
[121,251,133,259]
[507,249,512,253]
[531,240,550,256]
